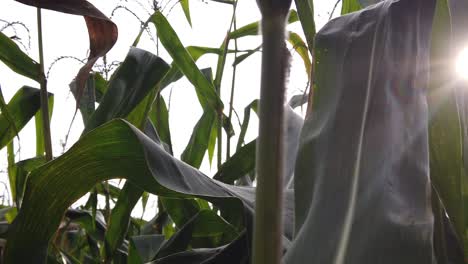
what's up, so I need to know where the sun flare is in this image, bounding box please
[456,48,468,80]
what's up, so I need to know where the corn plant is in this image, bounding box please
[0,0,467,263]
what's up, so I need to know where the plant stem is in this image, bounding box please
[252,15,287,264]
[214,1,238,168]
[37,8,53,161]
[226,3,238,160]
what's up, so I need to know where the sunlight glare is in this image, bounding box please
[456,48,468,79]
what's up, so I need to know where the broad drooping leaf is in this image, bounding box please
[4,119,295,263]
[84,47,170,134]
[285,0,436,263]
[0,86,52,151]
[15,0,118,105]
[0,32,41,82]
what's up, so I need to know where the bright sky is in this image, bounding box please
[0,0,339,218]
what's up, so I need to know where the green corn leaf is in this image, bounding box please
[293,0,315,52]
[236,100,258,151]
[180,0,192,27]
[128,235,165,263]
[65,209,107,242]
[0,86,52,151]
[0,32,41,82]
[154,210,239,258]
[233,45,261,66]
[288,31,311,78]
[181,68,218,168]
[0,86,19,142]
[214,140,255,185]
[104,183,144,261]
[151,11,222,111]
[341,0,362,14]
[4,119,294,263]
[84,47,169,134]
[161,198,200,228]
[181,110,217,168]
[153,231,248,264]
[34,94,54,157]
[94,72,108,103]
[150,94,173,154]
[217,106,302,186]
[8,157,46,207]
[83,47,168,261]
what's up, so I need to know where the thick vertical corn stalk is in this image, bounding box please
[253,1,291,263]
